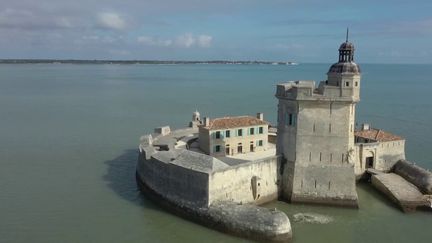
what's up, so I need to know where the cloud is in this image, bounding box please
[0,8,76,30]
[97,12,126,30]
[137,33,213,48]
[175,33,196,48]
[197,35,213,47]
[137,36,173,47]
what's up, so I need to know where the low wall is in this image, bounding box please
[208,156,280,205]
[137,151,210,207]
[393,160,432,194]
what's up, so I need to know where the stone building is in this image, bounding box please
[198,113,269,156]
[354,124,405,174]
[275,36,360,207]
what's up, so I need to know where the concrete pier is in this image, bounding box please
[371,173,429,212]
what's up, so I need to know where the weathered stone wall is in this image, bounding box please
[198,126,210,154]
[137,151,210,207]
[354,143,378,176]
[394,160,432,194]
[277,97,358,206]
[354,140,405,176]
[376,140,405,171]
[287,164,358,207]
[208,156,280,205]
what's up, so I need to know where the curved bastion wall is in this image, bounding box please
[137,127,292,242]
[138,148,210,208]
[137,127,280,208]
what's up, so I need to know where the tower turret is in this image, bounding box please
[327,29,361,101]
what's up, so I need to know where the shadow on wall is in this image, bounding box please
[103,149,161,211]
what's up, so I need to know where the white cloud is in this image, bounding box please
[197,35,212,47]
[137,36,173,47]
[97,12,126,30]
[175,33,196,48]
[137,33,212,48]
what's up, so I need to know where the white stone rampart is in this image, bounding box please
[208,156,280,205]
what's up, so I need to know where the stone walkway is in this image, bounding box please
[371,173,428,212]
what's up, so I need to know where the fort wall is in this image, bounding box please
[137,151,210,208]
[208,156,280,205]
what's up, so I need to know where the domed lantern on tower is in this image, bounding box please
[328,28,361,75]
[326,28,361,101]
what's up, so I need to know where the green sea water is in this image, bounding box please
[1,63,431,243]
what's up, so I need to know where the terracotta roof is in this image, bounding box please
[202,116,268,130]
[355,128,404,142]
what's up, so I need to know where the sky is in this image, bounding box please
[0,0,431,63]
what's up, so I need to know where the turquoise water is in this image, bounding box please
[0,63,431,243]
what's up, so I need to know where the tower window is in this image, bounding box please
[286,113,296,126]
[346,82,350,87]
[355,82,358,87]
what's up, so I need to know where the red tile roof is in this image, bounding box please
[355,128,404,142]
[202,116,268,130]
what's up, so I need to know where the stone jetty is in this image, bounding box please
[369,160,432,212]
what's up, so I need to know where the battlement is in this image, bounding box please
[276,80,357,102]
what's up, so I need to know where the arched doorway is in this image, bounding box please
[365,151,375,169]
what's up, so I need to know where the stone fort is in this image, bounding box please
[136,35,431,241]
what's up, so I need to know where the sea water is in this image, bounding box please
[1,63,431,243]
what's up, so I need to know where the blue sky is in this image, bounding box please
[0,0,431,63]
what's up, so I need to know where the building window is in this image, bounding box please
[225,130,230,138]
[355,82,358,87]
[286,113,296,126]
[215,145,221,152]
[258,140,263,146]
[237,129,243,136]
[215,131,221,139]
[249,127,255,135]
[346,82,349,87]
[259,127,263,134]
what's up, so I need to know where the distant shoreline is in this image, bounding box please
[0,59,298,65]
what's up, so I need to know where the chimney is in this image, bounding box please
[362,123,370,131]
[257,112,264,121]
[204,117,210,127]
